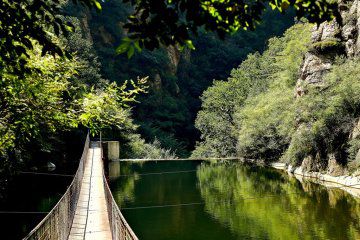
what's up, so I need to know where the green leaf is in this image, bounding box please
[94,1,102,10]
[134,40,142,52]
[127,45,135,58]
[185,40,195,50]
[116,41,130,54]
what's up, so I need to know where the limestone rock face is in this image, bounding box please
[297,52,332,89]
[327,154,348,176]
[167,45,181,75]
[341,0,360,56]
[351,119,360,139]
[296,0,360,97]
[295,0,360,175]
[311,19,341,43]
[300,154,327,172]
[152,73,162,91]
[80,14,93,43]
[351,119,360,164]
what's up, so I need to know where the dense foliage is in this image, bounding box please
[193,22,360,169]
[1,0,340,160]
[0,0,102,73]
[0,14,152,179]
[0,10,182,189]
[193,23,312,158]
[2,0,356,169]
[1,0,337,70]
[75,0,294,156]
[120,0,338,54]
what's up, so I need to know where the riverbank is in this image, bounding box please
[270,162,360,198]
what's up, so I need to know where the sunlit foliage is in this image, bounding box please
[193,23,312,158]
[85,1,296,156]
[0,41,147,161]
[283,58,360,166]
[237,24,312,161]
[0,0,101,72]
[121,0,338,54]
[1,0,337,69]
[194,21,360,168]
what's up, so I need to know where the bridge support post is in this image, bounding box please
[107,141,120,161]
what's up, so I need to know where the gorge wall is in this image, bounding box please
[294,0,360,175]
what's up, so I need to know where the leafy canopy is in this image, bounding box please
[2,0,338,64]
[119,0,338,54]
[192,23,313,159]
[0,0,102,72]
[0,40,148,156]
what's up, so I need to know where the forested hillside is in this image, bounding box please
[0,0,346,175]
[193,0,360,176]
[66,0,294,156]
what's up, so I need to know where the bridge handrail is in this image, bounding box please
[103,176,138,240]
[100,141,138,240]
[23,133,90,240]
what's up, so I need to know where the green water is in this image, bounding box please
[109,161,360,240]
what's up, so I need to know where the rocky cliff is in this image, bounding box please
[295,0,360,175]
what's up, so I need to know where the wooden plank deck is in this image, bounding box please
[68,142,112,240]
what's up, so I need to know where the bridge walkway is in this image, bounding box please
[68,142,111,240]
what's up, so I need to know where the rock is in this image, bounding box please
[342,1,359,57]
[345,39,356,56]
[271,162,287,170]
[174,83,180,95]
[46,162,56,171]
[327,153,347,176]
[350,118,360,165]
[98,26,115,45]
[297,52,332,92]
[320,20,341,41]
[152,73,162,91]
[294,166,304,176]
[30,166,38,171]
[300,153,327,172]
[311,24,323,42]
[342,22,356,41]
[287,164,296,174]
[351,118,360,139]
[167,45,181,75]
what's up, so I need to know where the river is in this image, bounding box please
[0,174,71,239]
[109,160,360,240]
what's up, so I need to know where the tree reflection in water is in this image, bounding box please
[197,162,360,240]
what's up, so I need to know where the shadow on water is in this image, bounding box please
[0,174,71,240]
[109,161,360,240]
[0,132,85,239]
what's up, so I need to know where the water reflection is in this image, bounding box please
[197,162,360,240]
[0,174,70,239]
[110,161,360,240]
[109,161,138,206]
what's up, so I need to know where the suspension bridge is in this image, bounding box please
[22,134,138,240]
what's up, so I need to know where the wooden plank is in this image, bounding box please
[68,142,111,240]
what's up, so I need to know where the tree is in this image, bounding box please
[0,0,100,72]
[193,23,313,159]
[119,0,339,53]
[1,0,338,68]
[0,39,147,163]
